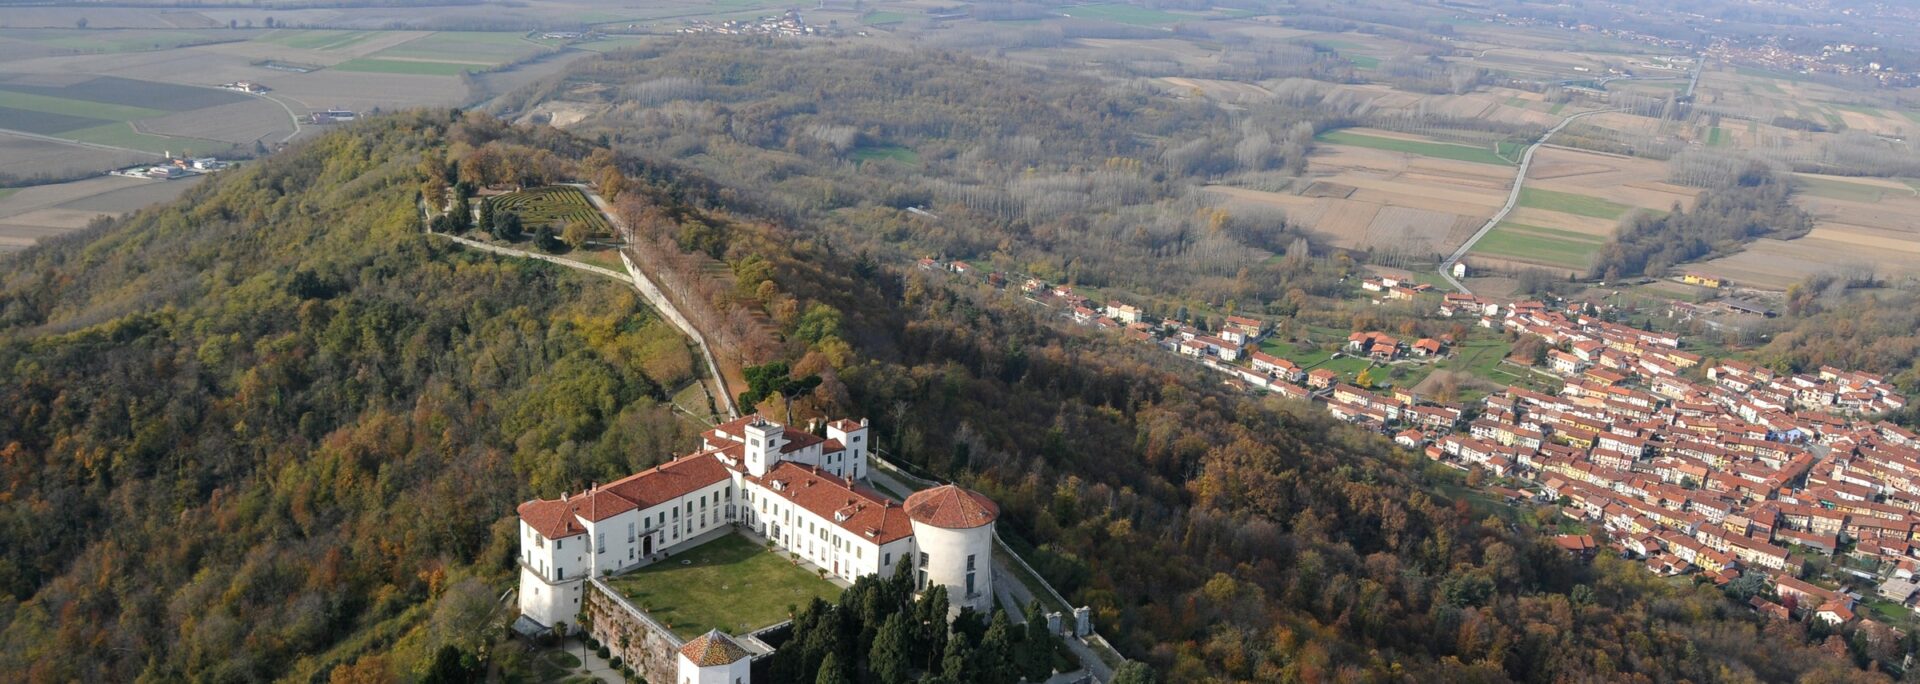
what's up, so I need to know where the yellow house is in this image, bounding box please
[1683,273,1724,288]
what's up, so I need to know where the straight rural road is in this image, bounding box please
[1438,107,1624,294]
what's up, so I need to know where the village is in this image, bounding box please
[678,10,822,38]
[916,255,1920,639]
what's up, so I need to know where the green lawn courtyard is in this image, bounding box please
[605,534,842,639]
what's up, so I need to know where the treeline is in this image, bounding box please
[1588,161,1811,279]
[768,564,1074,684]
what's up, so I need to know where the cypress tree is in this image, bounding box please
[977,610,1017,684]
[869,611,914,684]
[815,652,852,684]
[1020,601,1053,681]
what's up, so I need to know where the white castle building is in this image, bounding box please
[516,414,1000,670]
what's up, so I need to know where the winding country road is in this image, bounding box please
[1438,107,1625,294]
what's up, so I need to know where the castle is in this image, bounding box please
[515,414,1000,683]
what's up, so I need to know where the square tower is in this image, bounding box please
[743,418,785,477]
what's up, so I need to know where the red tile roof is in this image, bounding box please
[517,452,731,539]
[679,629,750,666]
[752,462,913,544]
[904,484,1000,529]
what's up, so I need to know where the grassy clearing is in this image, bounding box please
[331,58,479,76]
[1796,175,1886,202]
[1516,187,1634,219]
[607,534,842,639]
[1706,126,1727,147]
[1470,221,1605,271]
[1347,54,1380,70]
[1317,129,1514,166]
[1065,3,1194,25]
[1548,102,1566,115]
[849,145,918,164]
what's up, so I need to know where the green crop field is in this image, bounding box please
[1796,175,1886,202]
[1516,187,1635,219]
[1706,126,1727,147]
[1347,54,1381,69]
[260,30,379,51]
[1470,221,1606,271]
[488,186,612,235]
[1065,3,1194,26]
[0,90,164,122]
[1317,129,1515,166]
[60,122,203,155]
[372,31,542,65]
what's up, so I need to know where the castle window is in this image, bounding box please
[967,554,976,571]
[597,533,605,553]
[966,572,976,596]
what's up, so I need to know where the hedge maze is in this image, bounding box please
[486,185,611,236]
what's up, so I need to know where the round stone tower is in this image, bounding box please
[904,484,1000,614]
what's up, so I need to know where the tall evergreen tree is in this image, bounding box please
[977,610,1018,684]
[940,627,972,682]
[869,611,914,684]
[815,652,852,684]
[1020,601,1054,681]
[915,585,950,670]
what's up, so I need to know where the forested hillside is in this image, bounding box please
[0,111,1892,683]
[598,114,1893,680]
[0,112,703,682]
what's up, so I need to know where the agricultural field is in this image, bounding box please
[0,73,268,154]
[0,175,203,251]
[1208,139,1511,255]
[1697,174,1920,290]
[1316,128,1516,166]
[488,185,612,235]
[329,31,549,76]
[1467,220,1607,273]
[1061,3,1196,26]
